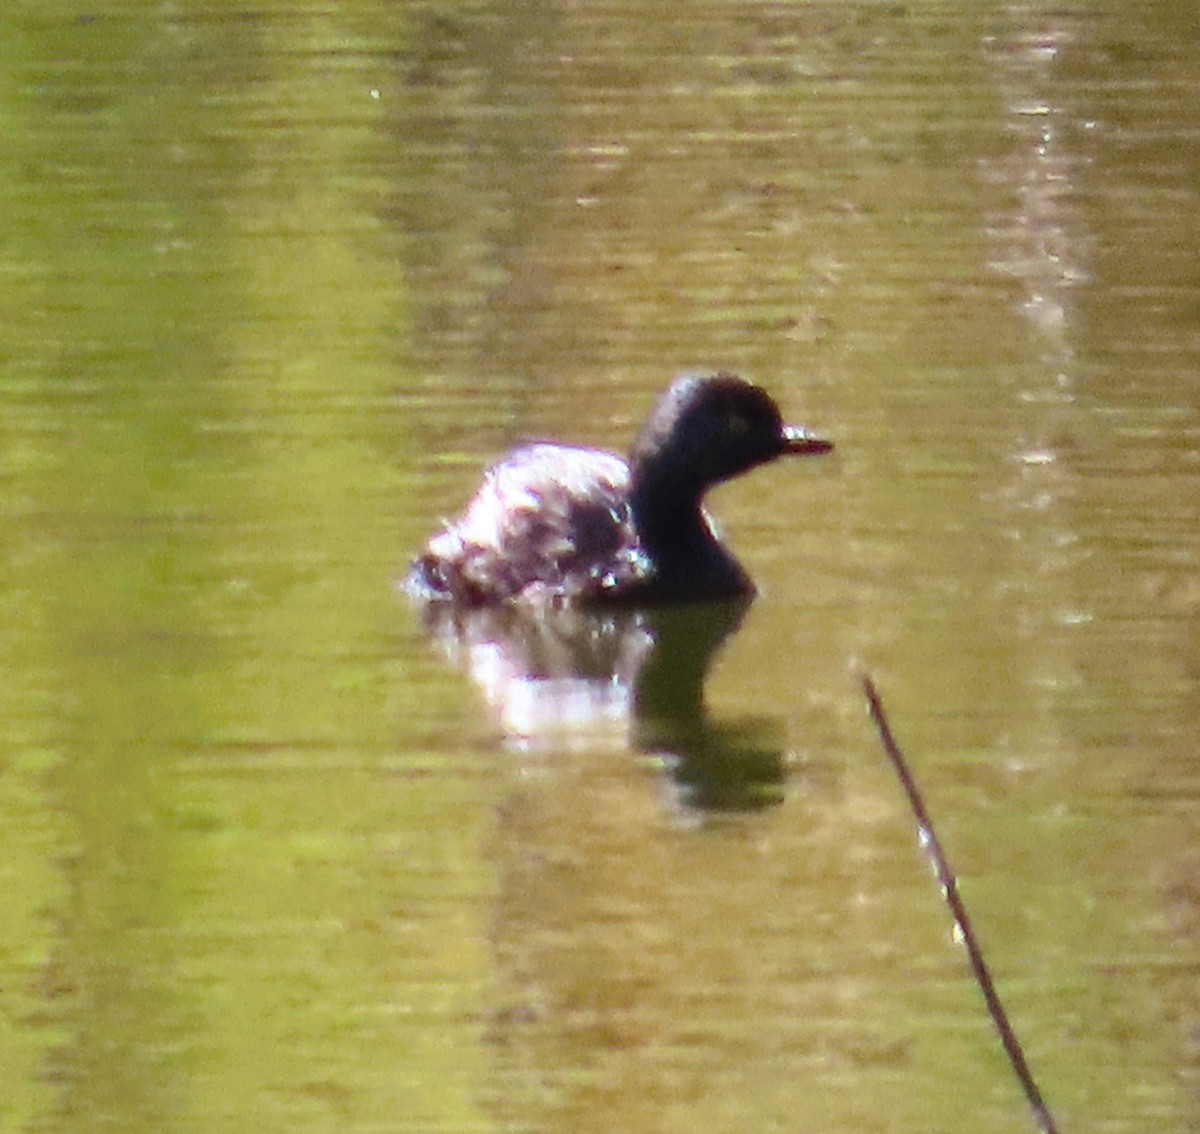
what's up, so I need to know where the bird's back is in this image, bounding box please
[406,444,653,605]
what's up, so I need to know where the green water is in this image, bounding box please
[1,2,1198,1132]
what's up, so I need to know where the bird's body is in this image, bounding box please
[406,373,831,606]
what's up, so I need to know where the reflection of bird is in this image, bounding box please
[418,598,784,811]
[406,373,832,606]
[417,602,657,748]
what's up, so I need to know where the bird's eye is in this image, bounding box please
[726,414,749,439]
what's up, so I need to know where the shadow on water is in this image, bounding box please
[417,597,785,813]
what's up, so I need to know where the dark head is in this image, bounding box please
[628,373,832,507]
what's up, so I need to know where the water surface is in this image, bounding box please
[1,3,1198,1132]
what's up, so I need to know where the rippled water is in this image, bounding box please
[1,2,1198,1132]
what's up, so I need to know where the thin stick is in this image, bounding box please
[860,673,1061,1134]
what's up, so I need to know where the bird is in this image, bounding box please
[405,372,832,606]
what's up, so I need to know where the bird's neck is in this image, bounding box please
[629,474,712,563]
